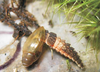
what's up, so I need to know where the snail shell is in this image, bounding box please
[22,27,45,67]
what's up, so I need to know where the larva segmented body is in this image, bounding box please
[45,30,84,69]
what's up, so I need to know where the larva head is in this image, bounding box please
[22,27,45,67]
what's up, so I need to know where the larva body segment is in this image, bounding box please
[22,27,45,67]
[45,31,84,69]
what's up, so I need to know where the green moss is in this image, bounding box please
[66,59,71,70]
[43,0,100,55]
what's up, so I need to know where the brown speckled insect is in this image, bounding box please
[22,26,84,69]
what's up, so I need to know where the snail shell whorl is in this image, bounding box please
[22,52,41,67]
